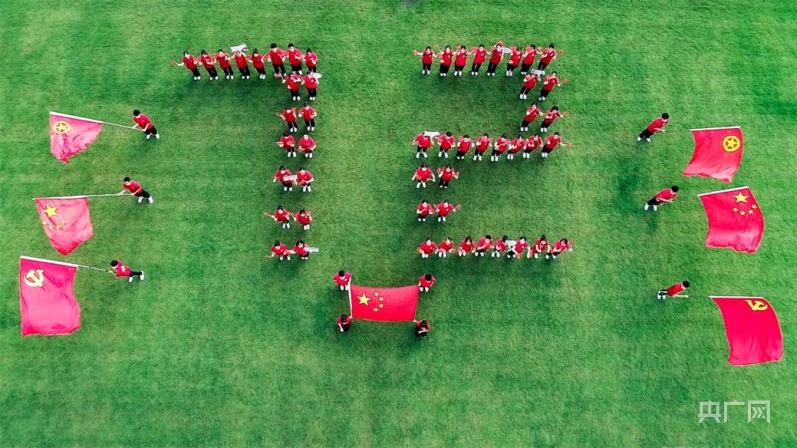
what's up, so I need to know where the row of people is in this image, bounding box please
[416,200,461,222]
[412,42,559,77]
[266,239,317,260]
[277,132,317,158]
[418,235,573,259]
[174,44,318,81]
[281,71,321,101]
[273,166,315,192]
[411,164,460,188]
[264,206,313,230]
[277,104,318,133]
[412,131,571,164]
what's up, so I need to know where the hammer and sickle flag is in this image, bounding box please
[697,186,764,254]
[349,284,419,322]
[19,256,81,336]
[711,297,783,366]
[683,126,744,182]
[49,112,104,163]
[35,197,94,255]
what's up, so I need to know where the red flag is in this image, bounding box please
[349,284,419,322]
[19,256,81,336]
[35,197,94,255]
[711,297,783,366]
[698,187,764,254]
[683,127,743,182]
[49,112,103,163]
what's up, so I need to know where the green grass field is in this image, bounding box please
[1,0,796,446]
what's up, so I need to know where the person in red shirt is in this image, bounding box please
[538,43,558,71]
[412,163,435,188]
[435,200,459,222]
[474,133,491,161]
[413,46,435,75]
[437,237,455,258]
[249,49,268,79]
[645,185,679,211]
[293,239,311,260]
[284,72,303,102]
[277,132,297,158]
[507,135,525,160]
[510,236,530,259]
[175,51,201,80]
[417,199,434,222]
[538,71,562,102]
[520,44,538,75]
[453,45,468,77]
[216,49,234,80]
[418,273,437,290]
[638,113,670,142]
[286,43,304,74]
[120,176,153,204]
[486,41,505,76]
[470,43,487,76]
[265,205,293,229]
[110,259,144,283]
[414,319,431,338]
[437,45,453,77]
[540,106,568,133]
[491,235,510,258]
[273,166,295,192]
[524,134,543,159]
[529,235,550,259]
[456,134,473,160]
[233,50,250,79]
[132,109,159,140]
[294,208,312,231]
[458,236,475,256]
[519,72,540,100]
[549,238,573,259]
[300,103,317,131]
[266,240,293,260]
[337,314,352,332]
[296,167,314,192]
[417,238,438,258]
[278,105,298,133]
[541,132,567,158]
[333,270,352,291]
[505,46,522,77]
[199,49,218,80]
[302,73,319,101]
[475,235,494,257]
[437,131,455,158]
[305,48,318,73]
[298,133,316,158]
[267,43,287,78]
[412,133,433,158]
[437,164,459,188]
[657,280,690,300]
[491,134,509,162]
[520,102,541,132]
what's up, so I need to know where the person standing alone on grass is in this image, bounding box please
[645,186,679,211]
[111,260,144,283]
[132,110,159,140]
[120,177,153,204]
[638,113,669,142]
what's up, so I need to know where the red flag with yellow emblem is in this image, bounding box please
[349,284,419,321]
[50,112,104,162]
[698,187,763,254]
[35,197,94,255]
[19,256,81,336]
[683,127,744,182]
[711,297,783,366]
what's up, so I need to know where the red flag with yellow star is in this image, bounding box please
[711,297,783,366]
[35,197,94,255]
[349,284,419,321]
[19,256,81,336]
[50,112,104,163]
[698,187,763,254]
[683,127,744,182]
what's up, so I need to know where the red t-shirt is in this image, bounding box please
[508,48,522,65]
[544,135,562,150]
[305,52,317,68]
[274,208,291,222]
[455,49,468,66]
[522,74,540,89]
[299,136,316,151]
[489,47,504,64]
[182,55,198,69]
[133,114,153,130]
[477,238,493,251]
[522,47,538,65]
[217,53,231,68]
[300,106,316,120]
[475,136,491,152]
[551,240,572,254]
[439,239,454,251]
[458,137,473,152]
[666,283,686,296]
[274,169,293,184]
[282,109,297,122]
[421,49,433,64]
[542,74,559,91]
[540,48,557,64]
[438,50,453,66]
[303,75,318,89]
[296,170,314,185]
[509,138,525,153]
[523,105,541,122]
[472,47,487,64]
[123,180,143,194]
[417,202,433,217]
[337,315,351,325]
[459,239,475,252]
[293,243,309,256]
[287,48,303,65]
[494,137,509,153]
[272,244,290,256]
[268,48,285,65]
[114,262,131,277]
[526,135,543,150]
[250,54,266,69]
[494,240,507,252]
[436,202,454,216]
[438,167,457,181]
[413,167,433,181]
[419,275,437,287]
[419,241,438,254]
[200,54,215,69]
[654,188,678,202]
[333,272,351,286]
[543,109,563,124]
[286,75,302,90]
[532,239,549,253]
[647,117,669,132]
[279,135,295,149]
[234,53,248,68]
[414,135,432,149]
[437,135,454,150]
[295,211,312,225]
[515,239,530,253]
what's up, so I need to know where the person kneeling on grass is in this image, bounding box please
[414,319,431,338]
[418,274,436,292]
[111,260,144,283]
[337,314,352,333]
[657,280,690,300]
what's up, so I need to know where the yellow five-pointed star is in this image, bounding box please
[733,193,749,203]
[43,204,58,217]
[358,294,370,305]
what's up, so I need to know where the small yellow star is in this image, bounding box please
[752,205,758,210]
[372,307,379,312]
[358,294,370,305]
[733,207,738,213]
[733,193,749,203]
[379,304,384,308]
[43,204,58,217]
[379,297,384,302]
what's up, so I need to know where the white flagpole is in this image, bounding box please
[690,126,742,132]
[696,186,750,197]
[34,193,128,200]
[50,111,134,130]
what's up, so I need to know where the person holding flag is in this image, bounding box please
[278,105,298,133]
[414,319,432,338]
[437,131,455,158]
[277,132,297,157]
[539,106,568,133]
[474,133,492,161]
[302,72,319,101]
[216,49,234,80]
[657,280,690,300]
[304,48,318,73]
[524,134,543,159]
[284,72,304,102]
[412,132,433,158]
[435,200,460,222]
[412,163,435,188]
[413,46,435,75]
[549,238,573,259]
[287,43,304,74]
[418,238,438,258]
[299,103,317,131]
[337,314,352,333]
[470,43,487,76]
[265,205,292,229]
[199,49,218,80]
[233,49,250,79]
[333,271,352,291]
[418,274,437,291]
[132,109,159,140]
[175,51,201,80]
[437,237,455,257]
[486,41,504,76]
[249,49,268,79]
[520,44,538,75]
[437,164,459,188]
[645,185,679,211]
[273,166,294,192]
[456,134,473,160]
[294,208,312,231]
[453,45,468,76]
[111,259,144,283]
[266,240,293,260]
[538,43,558,71]
[417,199,434,222]
[520,102,541,131]
[120,177,153,204]
[475,235,494,257]
[637,112,669,142]
[458,236,476,256]
[538,71,563,101]
[529,235,550,259]
[267,43,287,78]
[519,72,540,100]
[298,133,316,158]
[296,167,314,193]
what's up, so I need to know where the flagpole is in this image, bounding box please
[50,112,134,130]
[20,255,79,268]
[74,264,115,274]
[98,120,137,130]
[690,126,742,132]
[34,193,129,200]
[696,186,750,197]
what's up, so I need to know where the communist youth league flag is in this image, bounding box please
[50,112,103,162]
[711,297,783,366]
[349,284,419,321]
[683,126,744,182]
[698,186,764,254]
[19,256,81,336]
[35,197,94,255]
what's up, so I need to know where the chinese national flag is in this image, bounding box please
[19,256,81,336]
[711,297,783,366]
[683,127,744,182]
[35,197,94,255]
[50,112,103,163]
[698,187,764,254]
[349,284,420,322]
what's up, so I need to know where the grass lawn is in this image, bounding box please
[1,0,795,446]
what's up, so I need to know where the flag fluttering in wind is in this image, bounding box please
[698,187,764,254]
[49,112,104,162]
[683,127,744,182]
[19,256,81,336]
[35,197,94,255]
[711,297,783,366]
